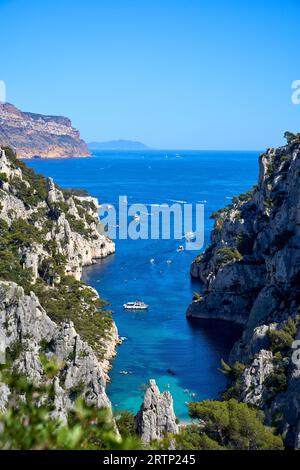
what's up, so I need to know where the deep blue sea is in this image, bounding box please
[27,150,259,420]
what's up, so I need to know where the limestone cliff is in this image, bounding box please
[0,148,114,280]
[0,147,117,420]
[0,103,90,158]
[0,282,115,420]
[187,132,300,448]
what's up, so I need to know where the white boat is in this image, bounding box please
[185,231,196,241]
[177,245,184,252]
[123,301,149,310]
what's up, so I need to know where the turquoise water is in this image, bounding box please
[27,150,259,420]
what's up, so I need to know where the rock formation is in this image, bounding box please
[0,102,90,158]
[135,379,179,443]
[0,147,117,421]
[0,148,114,280]
[187,132,300,448]
[0,281,117,421]
[240,349,274,406]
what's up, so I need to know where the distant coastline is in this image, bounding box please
[89,139,150,150]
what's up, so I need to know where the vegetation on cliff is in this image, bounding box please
[188,132,300,449]
[0,147,121,449]
[184,399,283,450]
[0,364,140,450]
[154,398,283,450]
[0,147,114,354]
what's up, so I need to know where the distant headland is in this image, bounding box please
[0,102,90,159]
[89,139,150,150]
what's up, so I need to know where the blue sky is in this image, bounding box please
[1,0,300,149]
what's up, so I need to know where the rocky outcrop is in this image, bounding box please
[240,349,274,406]
[135,380,179,443]
[187,132,300,448]
[44,177,115,279]
[0,102,90,158]
[269,355,300,449]
[0,281,112,421]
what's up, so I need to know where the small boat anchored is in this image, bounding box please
[123,301,149,310]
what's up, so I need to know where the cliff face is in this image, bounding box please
[0,282,115,421]
[0,103,90,158]
[187,133,300,449]
[0,147,117,420]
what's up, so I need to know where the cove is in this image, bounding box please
[27,149,259,420]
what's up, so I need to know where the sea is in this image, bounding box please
[27,149,259,420]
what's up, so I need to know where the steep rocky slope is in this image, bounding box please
[0,147,117,420]
[187,132,300,449]
[0,103,90,158]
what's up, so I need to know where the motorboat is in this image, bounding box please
[123,301,149,310]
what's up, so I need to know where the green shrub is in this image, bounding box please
[284,316,298,337]
[65,214,92,238]
[6,340,23,364]
[32,276,112,356]
[0,369,140,450]
[280,155,292,162]
[268,329,293,354]
[11,176,46,208]
[188,399,283,450]
[268,318,298,354]
[85,213,95,226]
[0,172,8,183]
[38,253,67,284]
[0,219,33,290]
[115,411,137,438]
[63,188,89,198]
[219,360,245,401]
[217,247,243,266]
[210,209,223,220]
[219,359,245,380]
[265,371,287,397]
[266,163,276,176]
[2,148,47,204]
[174,425,224,450]
[192,292,203,302]
[10,218,42,246]
[232,188,256,205]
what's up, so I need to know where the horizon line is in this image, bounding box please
[88,147,264,152]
